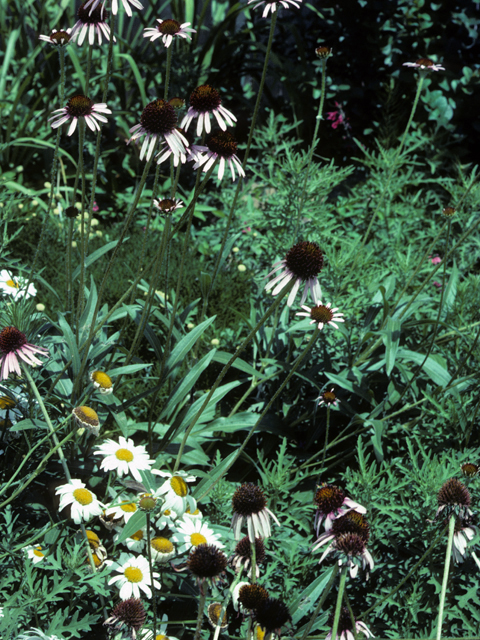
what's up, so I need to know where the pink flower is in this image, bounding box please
[0,326,49,380]
[326,102,350,131]
[242,227,252,233]
[433,281,442,289]
[429,255,441,265]
[92,201,99,212]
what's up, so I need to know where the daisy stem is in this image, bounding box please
[349,72,426,276]
[319,404,331,478]
[330,565,348,640]
[201,11,277,320]
[299,564,339,640]
[196,325,321,500]
[436,514,456,640]
[193,588,207,640]
[174,279,295,473]
[146,513,158,638]
[164,45,173,100]
[293,55,328,243]
[84,43,93,95]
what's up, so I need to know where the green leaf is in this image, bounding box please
[72,240,123,281]
[114,509,146,544]
[212,351,267,379]
[396,348,451,387]
[193,448,239,499]
[290,566,336,624]
[382,317,402,376]
[165,316,216,375]
[57,315,81,377]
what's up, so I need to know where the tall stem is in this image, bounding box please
[164,45,173,100]
[193,589,207,640]
[330,566,348,640]
[75,119,87,333]
[146,513,157,638]
[436,514,456,640]
[319,404,331,477]
[299,565,339,640]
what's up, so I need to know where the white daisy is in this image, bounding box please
[140,615,179,640]
[94,436,155,482]
[107,552,160,599]
[104,495,139,525]
[143,18,195,48]
[296,299,345,331]
[113,525,147,552]
[183,505,203,520]
[181,85,237,137]
[171,518,224,554]
[155,507,178,530]
[55,479,104,524]
[23,544,46,564]
[150,536,176,563]
[0,269,36,299]
[152,469,196,516]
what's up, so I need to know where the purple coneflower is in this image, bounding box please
[71,1,114,46]
[194,131,245,182]
[248,0,302,18]
[49,95,111,136]
[181,85,237,137]
[317,388,339,408]
[326,607,374,640]
[318,532,374,579]
[314,483,366,534]
[143,18,195,47]
[296,299,345,331]
[403,57,445,72]
[39,28,73,47]
[84,0,144,17]
[0,326,49,380]
[231,483,279,541]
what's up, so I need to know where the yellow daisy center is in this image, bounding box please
[170,476,188,497]
[33,547,44,557]
[124,566,143,583]
[164,509,171,516]
[190,532,207,546]
[86,530,100,547]
[156,635,168,640]
[116,448,134,462]
[6,279,19,288]
[91,370,112,389]
[151,537,174,553]
[121,502,137,513]
[130,529,144,541]
[186,507,200,515]
[73,488,93,505]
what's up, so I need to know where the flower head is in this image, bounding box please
[230,536,265,578]
[49,95,111,136]
[313,511,370,553]
[171,518,224,555]
[152,469,196,516]
[55,479,104,524]
[248,0,302,19]
[187,543,227,586]
[108,552,160,600]
[318,532,374,579]
[104,495,139,526]
[72,405,100,436]
[114,526,147,553]
[403,58,445,72]
[104,597,146,639]
[326,607,375,640]
[139,616,179,640]
[442,206,457,218]
[0,270,36,299]
[143,18,195,47]
[128,99,188,162]
[297,299,345,331]
[231,483,280,541]
[85,0,144,17]
[194,131,245,182]
[153,198,184,215]
[461,462,480,478]
[436,478,472,520]
[314,483,366,534]
[237,583,269,611]
[90,370,114,394]
[95,436,155,482]
[452,516,477,564]
[207,602,228,629]
[39,28,73,47]
[150,536,176,563]
[265,241,324,307]
[23,544,46,564]
[0,326,49,381]
[181,85,237,137]
[71,1,114,46]
[317,388,339,408]
[253,597,291,636]
[315,46,332,59]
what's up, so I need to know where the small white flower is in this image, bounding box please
[403,58,445,72]
[49,95,111,137]
[104,495,139,524]
[296,299,345,331]
[171,518,224,554]
[155,507,178,530]
[248,0,302,18]
[143,18,196,48]
[150,536,176,563]
[140,615,179,640]
[55,479,104,524]
[94,436,155,482]
[152,469,196,516]
[38,28,73,47]
[113,525,147,552]
[107,552,160,599]
[23,544,46,564]
[0,270,36,299]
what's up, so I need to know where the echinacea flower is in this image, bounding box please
[461,462,480,478]
[128,99,188,162]
[70,1,114,46]
[436,478,472,520]
[23,544,46,564]
[317,388,339,408]
[55,479,104,524]
[313,511,370,553]
[38,28,73,47]
[0,270,36,299]
[153,198,184,214]
[253,597,291,637]
[181,85,237,137]
[143,18,195,48]
[230,536,265,578]
[403,57,445,72]
[49,95,111,136]
[85,0,144,17]
[194,131,245,182]
[231,483,280,541]
[452,517,477,564]
[155,129,204,167]
[187,543,227,587]
[90,370,113,394]
[326,607,374,640]
[0,326,49,381]
[94,436,155,482]
[318,532,374,579]
[152,469,197,516]
[264,240,323,307]
[72,405,100,436]
[108,552,160,599]
[104,597,146,639]
[314,483,366,534]
[235,583,269,613]
[171,518,224,554]
[248,0,302,18]
[296,299,345,331]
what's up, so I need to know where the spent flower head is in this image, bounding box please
[72,405,100,436]
[90,370,114,394]
[436,478,472,520]
[103,597,146,639]
[253,597,291,636]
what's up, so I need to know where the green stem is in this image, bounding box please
[193,589,207,640]
[250,539,257,584]
[84,43,93,94]
[330,566,348,640]
[164,45,173,100]
[293,56,328,242]
[300,565,339,640]
[319,404,331,477]
[146,513,157,637]
[76,119,87,334]
[436,515,456,640]
[193,0,212,46]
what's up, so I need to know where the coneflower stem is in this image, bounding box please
[146,513,157,638]
[436,514,456,640]
[250,539,257,584]
[164,45,173,100]
[299,564,339,640]
[330,565,348,640]
[193,589,207,640]
[320,404,331,478]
